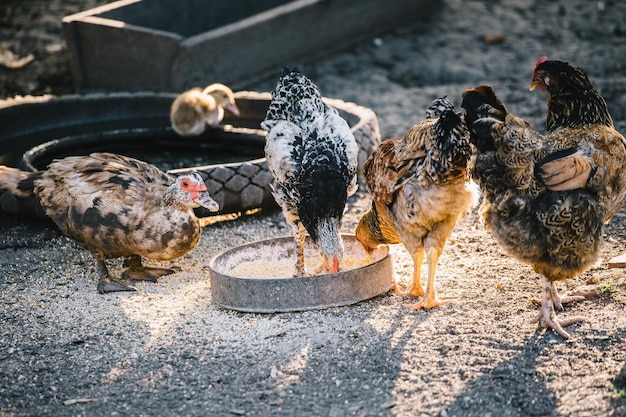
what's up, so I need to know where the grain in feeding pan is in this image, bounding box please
[209,235,392,313]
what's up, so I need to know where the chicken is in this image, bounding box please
[261,67,359,276]
[355,97,478,309]
[461,57,626,338]
[170,83,240,136]
[0,152,219,293]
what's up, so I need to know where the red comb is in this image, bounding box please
[535,56,548,67]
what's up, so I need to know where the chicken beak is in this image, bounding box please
[194,190,220,212]
[355,234,375,254]
[330,255,340,274]
[530,78,548,92]
[224,102,240,117]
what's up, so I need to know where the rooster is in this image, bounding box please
[0,153,219,293]
[356,97,478,309]
[261,68,359,276]
[170,83,240,136]
[461,57,626,338]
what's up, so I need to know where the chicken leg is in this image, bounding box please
[290,220,307,277]
[532,274,588,339]
[394,247,425,297]
[550,281,586,310]
[411,240,453,310]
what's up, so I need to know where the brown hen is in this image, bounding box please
[356,97,478,309]
[461,58,626,338]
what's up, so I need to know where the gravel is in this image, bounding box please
[1,1,626,416]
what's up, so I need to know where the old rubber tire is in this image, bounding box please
[0,92,381,216]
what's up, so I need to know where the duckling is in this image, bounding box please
[170,83,241,136]
[0,152,219,293]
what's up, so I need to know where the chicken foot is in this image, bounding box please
[532,275,588,339]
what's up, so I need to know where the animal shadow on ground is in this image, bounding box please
[440,327,626,417]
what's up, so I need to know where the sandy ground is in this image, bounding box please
[1,1,626,416]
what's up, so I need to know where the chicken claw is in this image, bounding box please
[409,245,455,310]
[393,278,424,297]
[410,266,453,310]
[532,275,588,339]
[532,302,588,339]
[410,294,453,310]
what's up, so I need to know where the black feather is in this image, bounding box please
[461,85,508,151]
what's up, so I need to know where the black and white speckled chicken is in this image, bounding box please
[355,97,478,309]
[261,68,359,276]
[461,57,626,338]
[0,152,219,293]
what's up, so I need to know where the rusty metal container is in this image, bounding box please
[209,235,393,313]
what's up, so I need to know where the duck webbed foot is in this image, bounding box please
[121,256,177,282]
[97,276,136,294]
[95,257,136,294]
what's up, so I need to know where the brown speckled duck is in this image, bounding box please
[0,152,219,293]
[170,83,240,136]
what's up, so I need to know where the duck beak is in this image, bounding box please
[224,101,240,116]
[187,181,220,212]
[194,191,220,212]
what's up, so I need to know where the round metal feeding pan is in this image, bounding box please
[209,235,393,313]
[0,91,380,216]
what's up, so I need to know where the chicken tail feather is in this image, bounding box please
[461,85,508,150]
[426,96,453,119]
[426,96,465,139]
[462,85,507,121]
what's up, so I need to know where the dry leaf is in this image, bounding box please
[63,398,97,406]
[482,34,507,44]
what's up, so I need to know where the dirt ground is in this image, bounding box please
[1,1,626,416]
